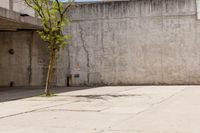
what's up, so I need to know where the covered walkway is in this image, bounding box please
[0,6,40,31]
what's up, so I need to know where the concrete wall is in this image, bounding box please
[1,0,10,9]
[13,0,35,16]
[67,0,200,85]
[1,0,200,87]
[0,31,68,87]
[0,0,35,16]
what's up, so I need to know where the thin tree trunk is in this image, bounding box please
[45,49,56,96]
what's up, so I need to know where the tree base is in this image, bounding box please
[39,92,57,97]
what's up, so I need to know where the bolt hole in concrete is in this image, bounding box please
[8,49,14,55]
[9,81,15,87]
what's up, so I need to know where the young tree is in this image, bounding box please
[24,0,74,96]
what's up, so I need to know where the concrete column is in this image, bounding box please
[196,0,200,19]
[9,0,13,10]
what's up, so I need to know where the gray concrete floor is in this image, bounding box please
[0,86,199,133]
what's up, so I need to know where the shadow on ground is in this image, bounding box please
[0,86,94,102]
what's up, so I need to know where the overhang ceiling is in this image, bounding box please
[0,7,41,31]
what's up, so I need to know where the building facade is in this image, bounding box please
[1,0,200,87]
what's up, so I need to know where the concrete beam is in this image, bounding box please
[0,6,41,30]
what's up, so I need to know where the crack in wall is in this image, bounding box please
[28,31,33,85]
[67,40,71,79]
[100,20,105,53]
[79,24,90,85]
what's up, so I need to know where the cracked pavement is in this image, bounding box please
[0,86,199,133]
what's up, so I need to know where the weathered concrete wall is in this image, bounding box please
[67,0,200,85]
[13,0,35,17]
[0,0,35,16]
[1,0,200,87]
[1,0,10,9]
[0,31,68,87]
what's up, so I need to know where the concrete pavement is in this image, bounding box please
[0,86,199,133]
